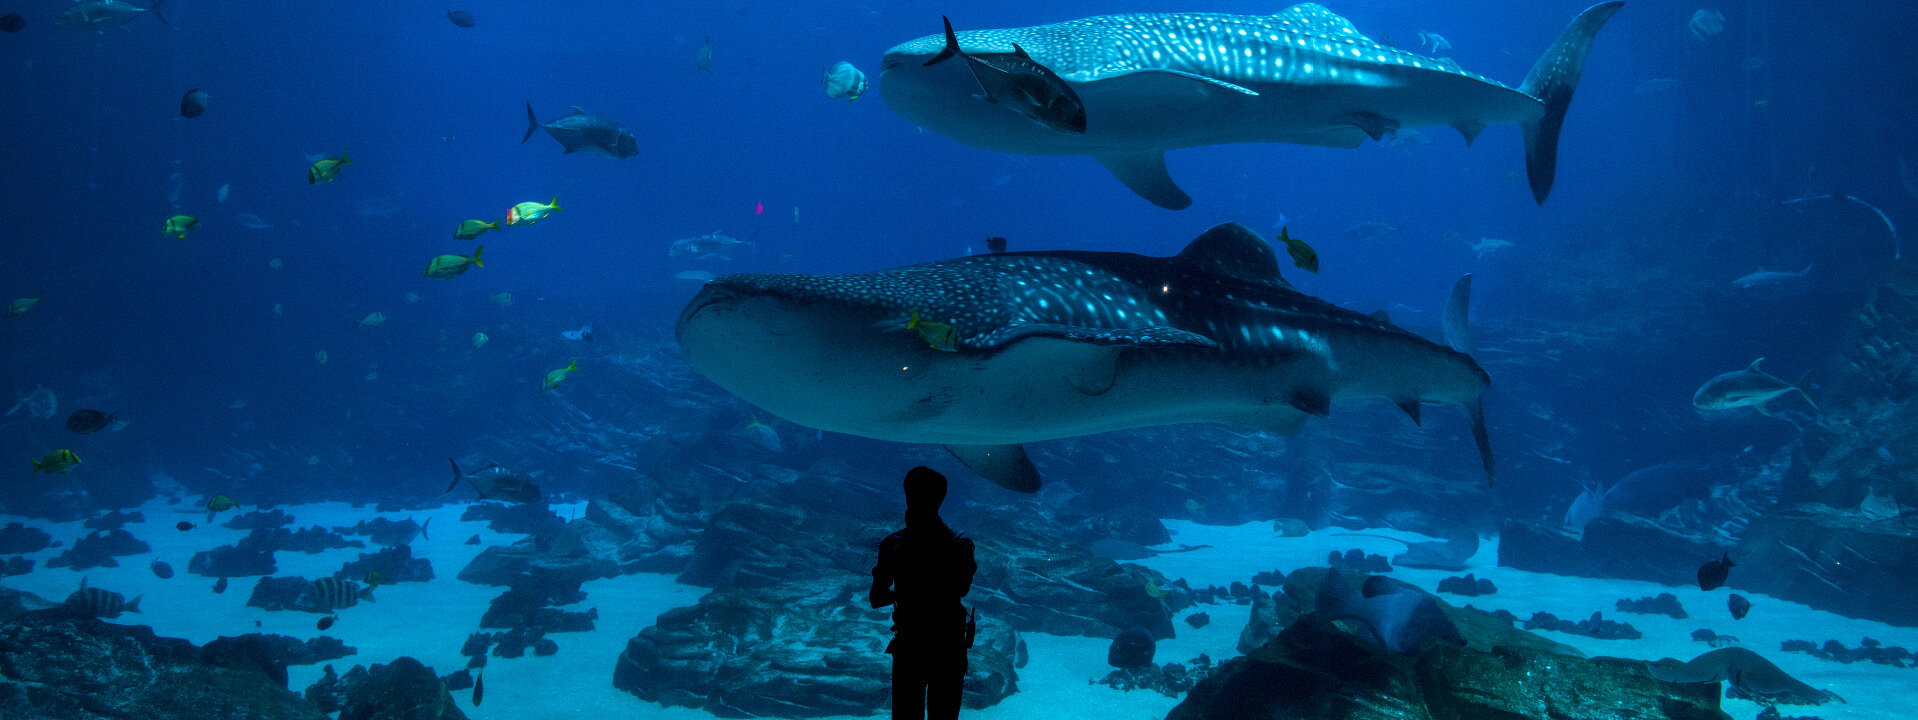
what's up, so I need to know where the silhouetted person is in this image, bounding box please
[872,466,977,720]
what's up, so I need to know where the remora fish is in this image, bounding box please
[921,16,1086,135]
[676,222,1492,491]
[522,103,638,159]
[879,3,1623,209]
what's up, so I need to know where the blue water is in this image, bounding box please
[1,0,1914,715]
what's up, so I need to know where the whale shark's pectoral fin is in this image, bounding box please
[1095,152,1193,210]
[1336,111,1401,142]
[984,323,1217,349]
[945,443,1041,492]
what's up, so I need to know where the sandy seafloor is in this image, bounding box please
[0,499,1911,720]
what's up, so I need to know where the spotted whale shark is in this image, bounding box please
[675,223,1491,492]
[880,3,1623,209]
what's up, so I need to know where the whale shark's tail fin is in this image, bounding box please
[1517,1,1623,204]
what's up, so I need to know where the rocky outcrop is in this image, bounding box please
[0,603,329,719]
[323,657,467,720]
[613,573,1021,718]
[1731,503,1918,626]
[1498,516,1729,588]
[1177,570,1727,720]
[455,523,620,588]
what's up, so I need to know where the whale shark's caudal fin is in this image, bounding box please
[1096,152,1192,210]
[1517,1,1624,204]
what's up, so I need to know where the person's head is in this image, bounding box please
[903,466,947,515]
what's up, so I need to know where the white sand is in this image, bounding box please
[0,504,1909,719]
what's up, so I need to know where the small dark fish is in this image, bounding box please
[363,570,391,586]
[150,560,174,579]
[521,103,638,159]
[0,14,24,33]
[213,576,228,594]
[318,615,337,631]
[473,671,484,706]
[65,579,142,619]
[176,520,195,531]
[446,10,474,28]
[697,36,714,72]
[180,88,207,118]
[465,534,481,546]
[1728,594,1752,620]
[985,236,1006,253]
[448,458,543,504]
[925,16,1086,135]
[302,577,376,612]
[65,409,117,434]
[1697,551,1735,591]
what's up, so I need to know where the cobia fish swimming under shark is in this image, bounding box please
[675,222,1492,492]
[880,3,1623,209]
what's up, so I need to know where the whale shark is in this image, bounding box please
[675,222,1491,492]
[880,3,1623,209]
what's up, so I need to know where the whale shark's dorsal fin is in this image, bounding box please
[1174,222,1292,289]
[1272,4,1365,38]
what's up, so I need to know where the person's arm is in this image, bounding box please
[871,539,896,608]
[955,537,978,598]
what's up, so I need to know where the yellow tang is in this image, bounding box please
[207,495,239,512]
[506,196,561,226]
[541,358,578,392]
[907,310,958,351]
[163,214,198,239]
[30,449,80,475]
[454,219,500,240]
[424,245,484,279]
[308,149,350,184]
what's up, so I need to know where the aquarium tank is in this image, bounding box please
[0,0,1912,718]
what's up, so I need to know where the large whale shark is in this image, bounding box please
[675,223,1491,492]
[880,3,1623,209]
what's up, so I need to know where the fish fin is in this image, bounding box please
[1452,120,1487,146]
[1094,152,1192,210]
[549,195,561,212]
[445,458,463,493]
[926,16,963,66]
[1173,222,1292,288]
[361,585,378,603]
[1467,397,1495,486]
[522,103,538,143]
[944,444,1042,493]
[1289,389,1331,418]
[472,245,484,267]
[339,148,349,165]
[1793,370,1819,412]
[1397,400,1422,425]
[1443,274,1473,354]
[1746,357,1765,373]
[1010,42,1032,60]
[125,596,142,613]
[982,323,1217,349]
[147,0,170,27]
[1517,1,1624,204]
[420,517,430,541]
[1336,111,1400,142]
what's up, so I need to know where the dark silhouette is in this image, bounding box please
[872,467,978,720]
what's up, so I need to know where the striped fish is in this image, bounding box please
[301,577,377,612]
[64,578,142,619]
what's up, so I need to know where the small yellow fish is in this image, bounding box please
[541,358,578,392]
[908,311,958,351]
[363,570,391,586]
[1145,578,1166,599]
[472,332,489,348]
[163,214,198,239]
[30,449,80,475]
[454,219,500,240]
[360,312,386,326]
[506,196,561,226]
[206,494,239,512]
[424,245,484,279]
[308,149,350,184]
[1275,226,1318,274]
[7,297,41,319]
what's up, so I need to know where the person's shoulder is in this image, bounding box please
[880,528,910,549]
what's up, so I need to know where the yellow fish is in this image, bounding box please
[308,149,350,184]
[206,494,239,512]
[907,310,958,351]
[454,219,500,240]
[424,245,484,279]
[163,214,198,239]
[30,449,80,475]
[541,359,578,392]
[506,196,561,226]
